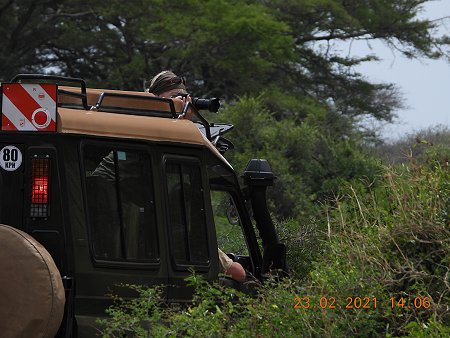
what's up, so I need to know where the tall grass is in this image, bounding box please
[307,149,449,336]
[99,148,449,337]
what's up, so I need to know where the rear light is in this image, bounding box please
[32,176,49,204]
[31,157,50,217]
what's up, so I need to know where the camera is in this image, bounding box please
[192,97,220,113]
[171,93,221,113]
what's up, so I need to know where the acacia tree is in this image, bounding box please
[0,0,67,80]
[2,0,444,122]
[0,0,448,217]
[261,0,447,124]
[41,0,295,94]
[2,1,447,105]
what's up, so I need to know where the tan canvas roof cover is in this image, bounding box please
[57,86,229,163]
[58,107,208,144]
[58,86,203,141]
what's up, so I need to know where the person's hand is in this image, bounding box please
[172,94,193,120]
[172,94,191,105]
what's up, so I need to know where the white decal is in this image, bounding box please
[0,146,23,171]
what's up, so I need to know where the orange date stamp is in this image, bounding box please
[293,296,432,310]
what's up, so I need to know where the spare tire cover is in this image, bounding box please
[0,224,65,338]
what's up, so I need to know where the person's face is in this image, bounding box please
[157,89,193,120]
[157,88,187,99]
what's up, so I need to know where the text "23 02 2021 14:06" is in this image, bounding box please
[293,296,432,310]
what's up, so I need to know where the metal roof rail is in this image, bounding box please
[10,74,88,110]
[91,91,177,118]
[92,91,213,141]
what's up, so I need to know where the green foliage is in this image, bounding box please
[373,125,450,165]
[404,317,450,338]
[1,0,448,127]
[145,0,295,97]
[97,284,167,337]
[0,0,65,80]
[274,217,321,279]
[212,190,249,255]
[310,148,450,336]
[100,149,449,337]
[215,95,381,219]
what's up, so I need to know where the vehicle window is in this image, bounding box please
[165,161,209,265]
[83,144,158,262]
[211,190,249,256]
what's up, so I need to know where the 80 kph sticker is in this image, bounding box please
[0,146,22,171]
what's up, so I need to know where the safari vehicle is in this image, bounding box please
[0,74,288,337]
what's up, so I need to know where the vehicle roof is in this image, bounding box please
[59,106,206,143]
[57,86,231,167]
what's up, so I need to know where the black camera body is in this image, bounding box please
[172,93,220,113]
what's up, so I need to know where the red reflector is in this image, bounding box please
[32,176,49,204]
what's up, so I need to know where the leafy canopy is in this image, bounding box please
[1,0,447,125]
[1,0,448,216]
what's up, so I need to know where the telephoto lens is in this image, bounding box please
[192,97,221,112]
[170,94,221,112]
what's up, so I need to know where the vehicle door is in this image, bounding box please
[162,151,218,304]
[207,159,263,285]
[74,140,168,335]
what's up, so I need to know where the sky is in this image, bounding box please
[339,0,450,141]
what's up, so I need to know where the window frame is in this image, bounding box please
[210,188,250,257]
[207,158,263,278]
[163,154,211,270]
[80,140,161,268]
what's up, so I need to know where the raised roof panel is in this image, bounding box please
[58,86,184,114]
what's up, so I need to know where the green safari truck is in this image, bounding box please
[0,74,288,337]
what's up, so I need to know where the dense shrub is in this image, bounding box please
[210,96,382,220]
[372,125,450,165]
[99,147,449,337]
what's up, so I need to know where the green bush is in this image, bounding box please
[372,125,450,165]
[99,148,449,337]
[308,148,449,336]
[97,284,167,337]
[210,95,382,220]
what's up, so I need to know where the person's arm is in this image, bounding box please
[218,249,246,282]
[224,261,246,282]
